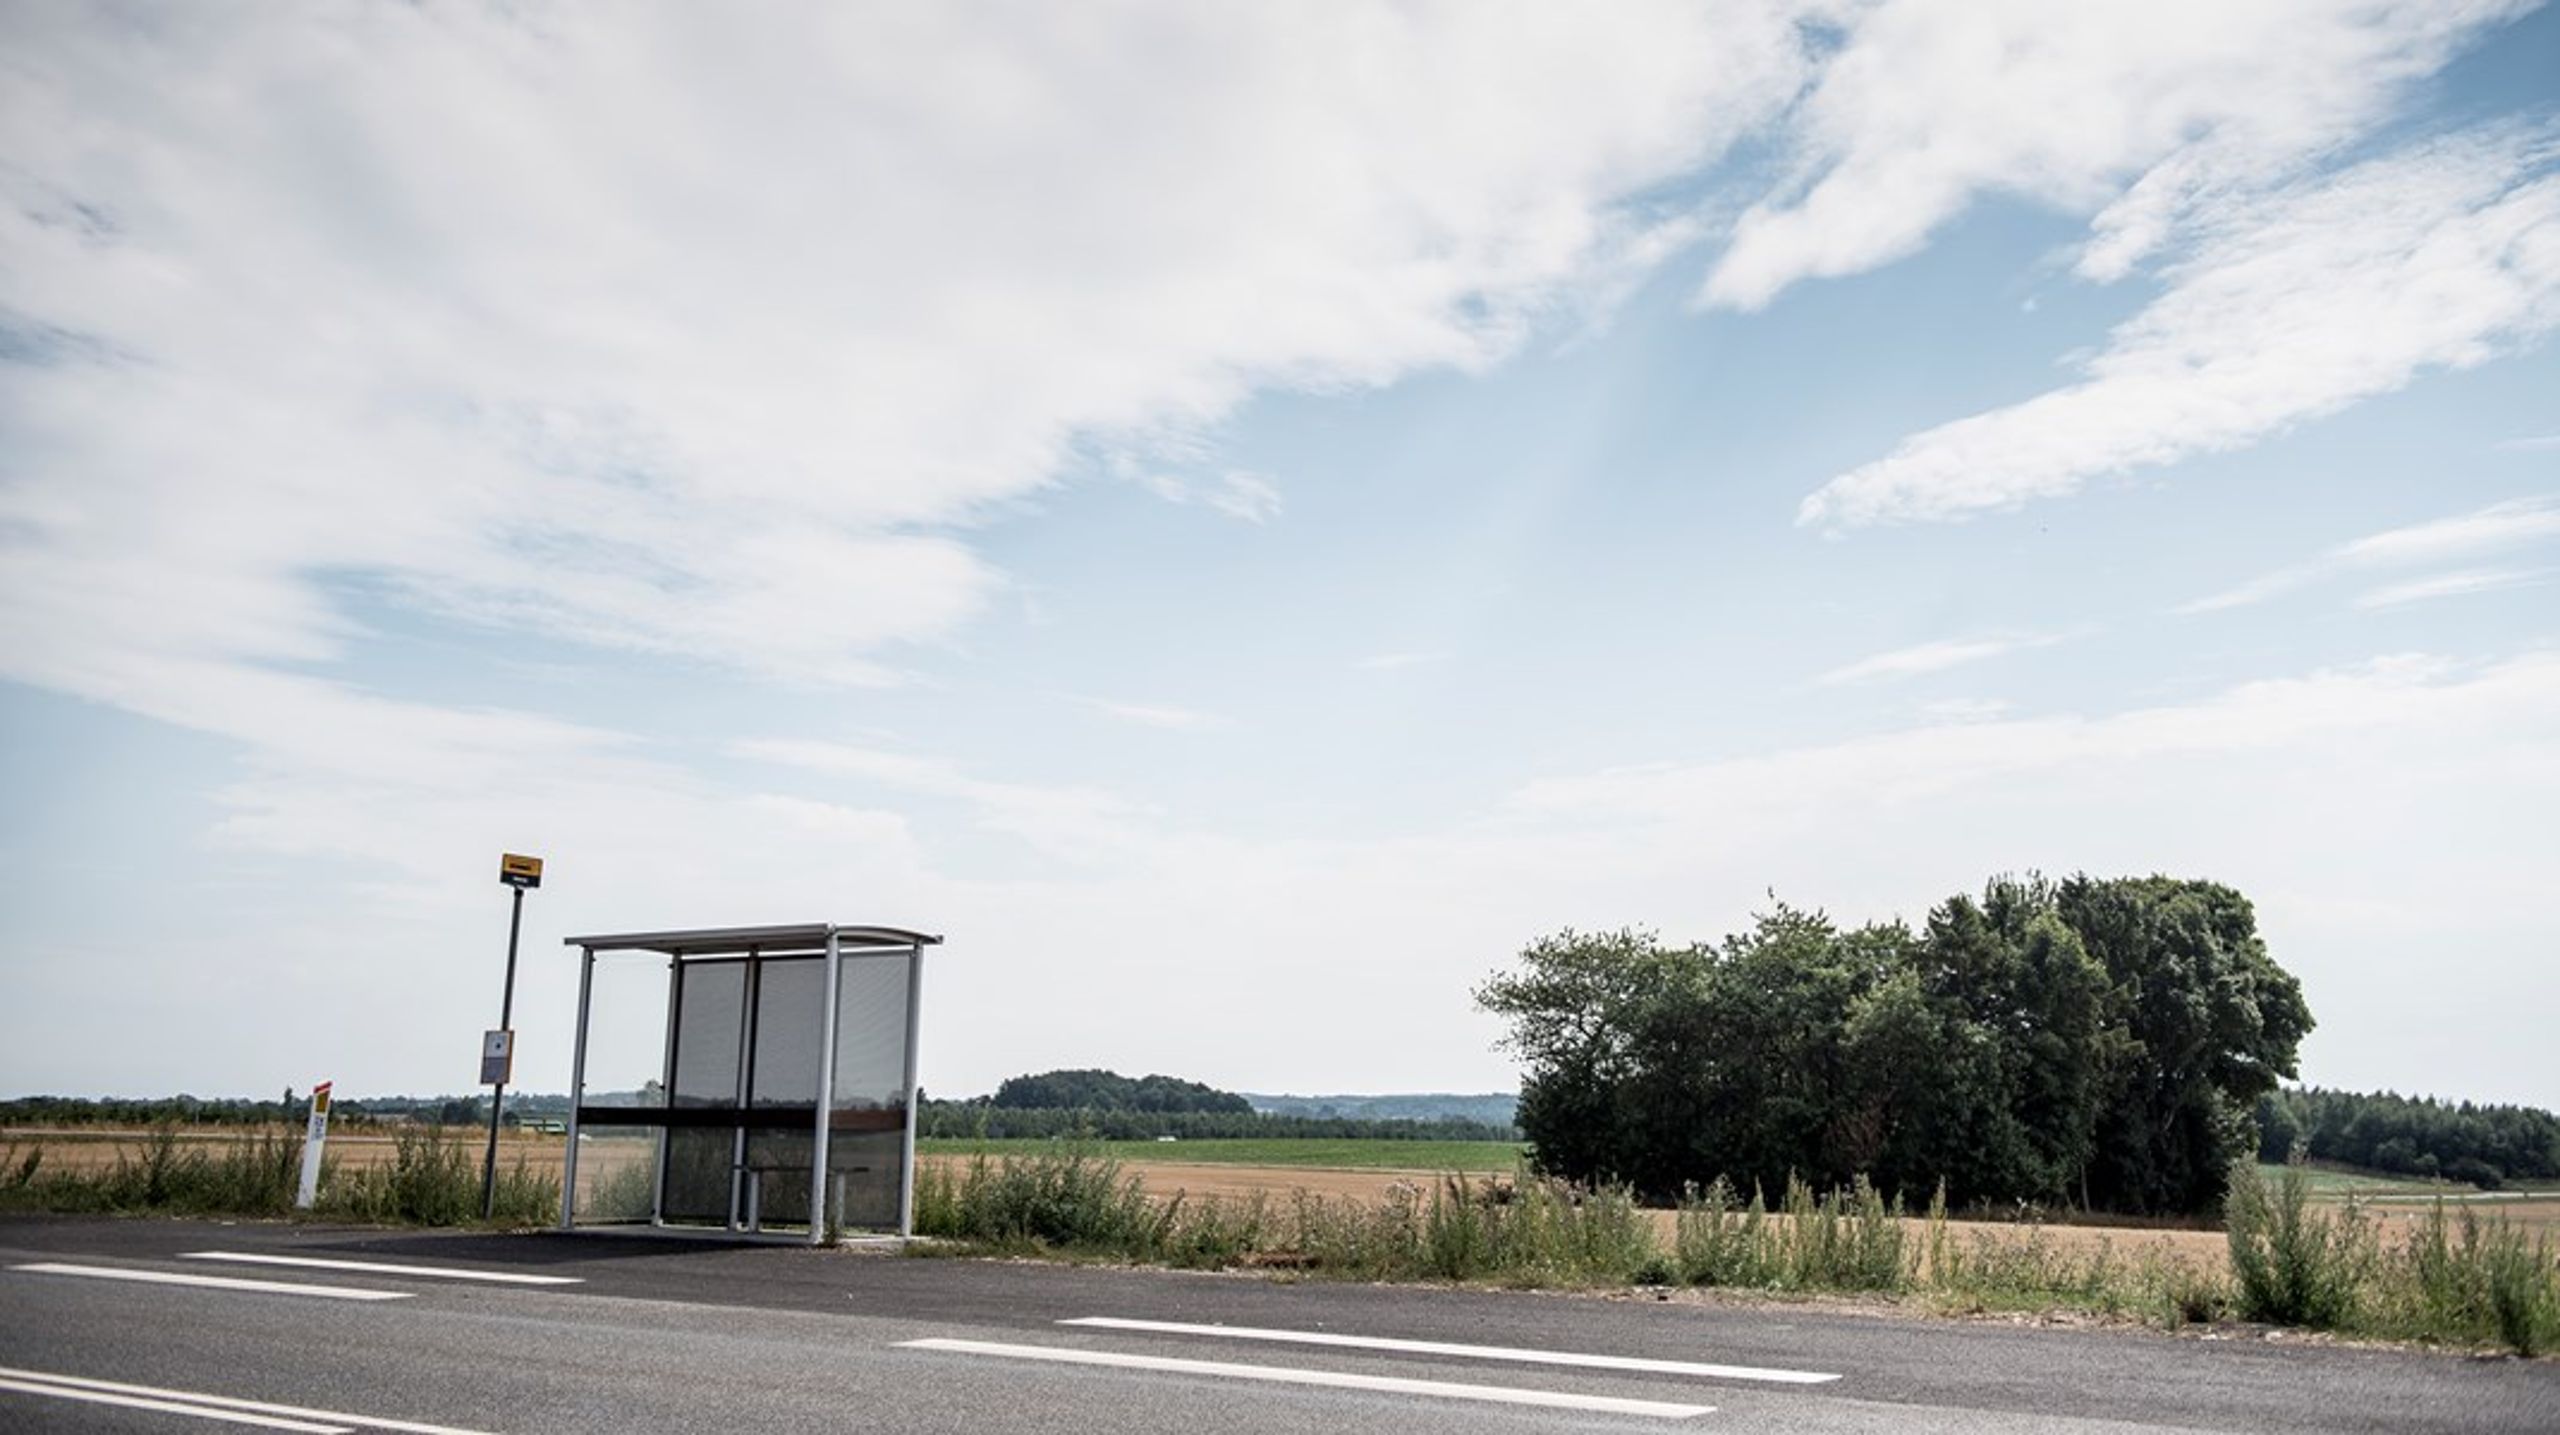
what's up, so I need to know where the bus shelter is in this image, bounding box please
[557,923,939,1244]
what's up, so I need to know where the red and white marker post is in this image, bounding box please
[294,1082,332,1210]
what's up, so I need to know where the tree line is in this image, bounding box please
[1477,875,2313,1216]
[990,1068,1255,1115]
[2257,1087,2560,1189]
[0,1092,526,1128]
[0,1093,312,1127]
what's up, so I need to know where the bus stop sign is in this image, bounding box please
[480,1029,514,1086]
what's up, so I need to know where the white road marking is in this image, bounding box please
[181,1252,583,1286]
[899,1337,1715,1419]
[1061,1316,1840,1385]
[0,1367,502,1435]
[0,1374,350,1432]
[8,1262,410,1301]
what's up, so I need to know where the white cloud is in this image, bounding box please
[1516,650,2559,826]
[730,737,1142,856]
[1800,128,2560,527]
[1140,470,1284,523]
[2339,495,2560,567]
[0,1,1814,704]
[1819,633,2059,685]
[1704,0,2528,309]
[2181,494,2560,612]
[2495,433,2560,452]
[2356,566,2552,609]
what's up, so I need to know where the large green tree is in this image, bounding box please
[1475,874,2312,1215]
[2056,876,2312,1213]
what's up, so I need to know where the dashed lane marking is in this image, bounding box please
[8,1262,410,1301]
[1060,1316,1840,1385]
[898,1337,1715,1419]
[0,1367,502,1435]
[0,1374,349,1432]
[182,1252,583,1286]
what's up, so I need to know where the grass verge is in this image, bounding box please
[913,1149,2558,1356]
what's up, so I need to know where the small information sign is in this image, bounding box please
[499,853,543,889]
[480,1029,514,1086]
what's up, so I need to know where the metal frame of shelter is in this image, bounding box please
[557,923,940,1245]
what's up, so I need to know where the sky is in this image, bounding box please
[2,1,2555,1110]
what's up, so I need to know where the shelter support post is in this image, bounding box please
[654,956,680,1226]
[899,942,924,1238]
[809,928,843,1245]
[559,945,594,1230]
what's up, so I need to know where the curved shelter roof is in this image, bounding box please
[564,923,941,958]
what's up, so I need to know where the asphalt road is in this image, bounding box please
[0,1216,2550,1433]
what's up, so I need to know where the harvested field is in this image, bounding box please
[1,1125,562,1175]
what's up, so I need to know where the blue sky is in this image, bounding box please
[4,2,2556,1107]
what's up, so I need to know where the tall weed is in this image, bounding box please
[2227,1160,2370,1328]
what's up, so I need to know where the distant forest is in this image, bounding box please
[2257,1087,2560,1189]
[0,1091,527,1127]
[1246,1092,1518,1127]
[988,1068,1251,1114]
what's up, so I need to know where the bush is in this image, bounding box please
[1670,1175,1906,1292]
[1674,1177,1775,1287]
[2365,1198,2560,1356]
[2445,1157,2503,1191]
[0,1125,306,1218]
[2226,1160,2369,1328]
[314,1125,557,1226]
[2482,1226,2559,1357]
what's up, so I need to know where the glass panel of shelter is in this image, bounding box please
[656,955,812,1233]
[829,957,912,1231]
[648,946,915,1236]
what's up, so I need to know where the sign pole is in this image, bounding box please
[482,853,542,1219]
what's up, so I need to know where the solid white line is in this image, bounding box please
[0,1375,351,1432]
[8,1262,410,1302]
[0,1367,501,1435]
[182,1252,583,1286]
[1060,1316,1839,1385]
[898,1338,1715,1419]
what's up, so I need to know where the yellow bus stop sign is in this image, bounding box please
[500,853,544,889]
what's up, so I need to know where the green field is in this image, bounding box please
[2254,1162,2451,1196]
[917,1137,1526,1172]
[2251,1162,2560,1202]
